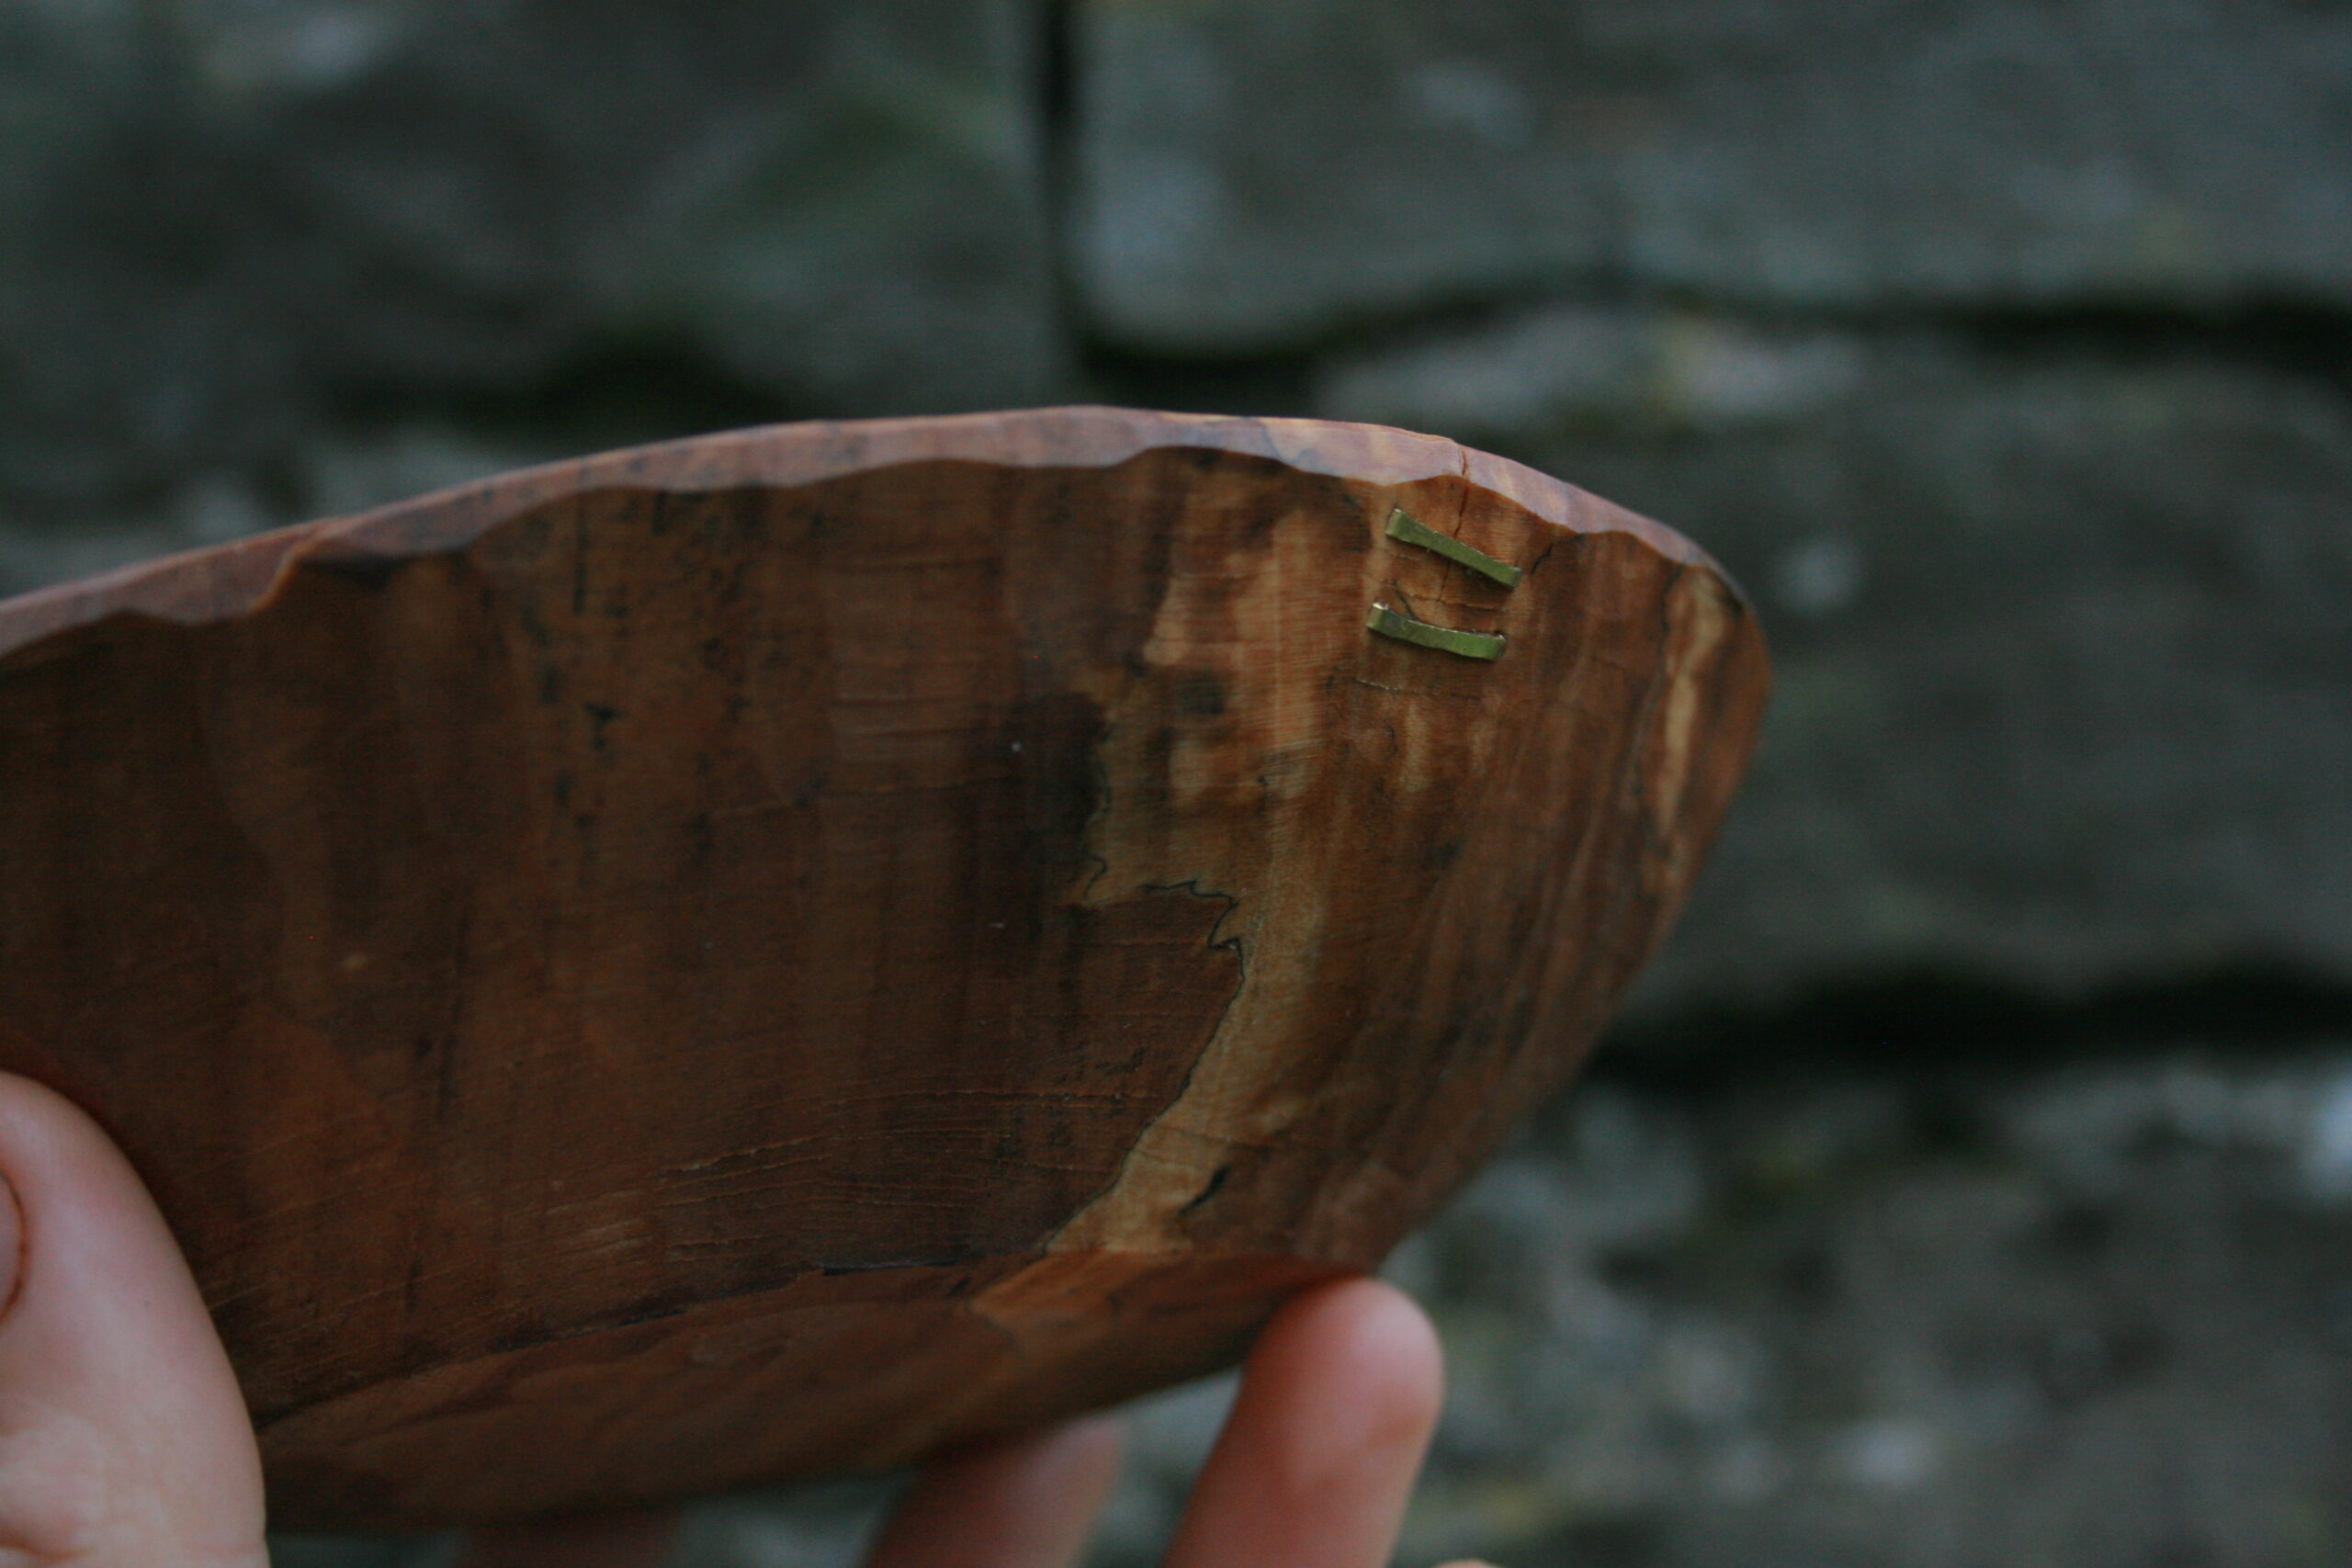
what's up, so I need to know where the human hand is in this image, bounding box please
[0,1073,267,1566]
[0,1070,1487,1567]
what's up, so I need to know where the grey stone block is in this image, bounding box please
[1317,301,2352,1009]
[1074,0,2352,350]
[0,0,1061,512]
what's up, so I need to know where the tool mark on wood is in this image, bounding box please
[1385,508,1521,589]
[1365,603,1506,660]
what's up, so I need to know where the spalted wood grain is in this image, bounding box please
[0,408,1769,1528]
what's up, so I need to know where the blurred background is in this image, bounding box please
[6,1,2352,1563]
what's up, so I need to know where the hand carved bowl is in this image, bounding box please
[0,408,1767,1528]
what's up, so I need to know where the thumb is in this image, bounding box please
[0,1072,267,1566]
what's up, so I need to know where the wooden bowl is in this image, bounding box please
[0,409,1767,1529]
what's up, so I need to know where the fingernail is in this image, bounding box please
[0,1171,19,1324]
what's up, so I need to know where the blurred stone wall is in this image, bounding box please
[8,0,2350,1022]
[6,2,2352,1564]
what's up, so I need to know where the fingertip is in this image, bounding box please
[959,1410,1128,1515]
[0,1072,168,1310]
[865,1415,1127,1568]
[1162,1275,1446,1568]
[1261,1275,1442,1367]
[1039,1410,1128,1487]
[0,1070,267,1564]
[0,1070,219,1381]
[1250,1276,1446,1459]
[0,1071,112,1208]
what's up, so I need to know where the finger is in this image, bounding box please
[0,1071,268,1567]
[864,1415,1124,1568]
[457,1507,677,1568]
[1161,1277,1443,1568]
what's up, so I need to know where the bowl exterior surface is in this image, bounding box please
[0,409,1767,1526]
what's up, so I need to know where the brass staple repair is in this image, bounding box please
[1385,508,1522,588]
[1365,603,1506,660]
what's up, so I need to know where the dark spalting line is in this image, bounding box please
[1178,1163,1232,1217]
[818,1255,979,1276]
